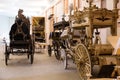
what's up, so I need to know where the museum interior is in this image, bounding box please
[0,0,120,80]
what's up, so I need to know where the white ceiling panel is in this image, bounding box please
[0,0,56,17]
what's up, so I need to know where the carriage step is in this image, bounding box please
[9,50,31,53]
[88,78,116,80]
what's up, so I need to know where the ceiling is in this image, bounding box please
[0,0,55,17]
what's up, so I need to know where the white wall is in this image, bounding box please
[55,0,64,22]
[106,0,113,10]
[0,15,15,43]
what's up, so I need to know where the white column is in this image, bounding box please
[106,0,113,10]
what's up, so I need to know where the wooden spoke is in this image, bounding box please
[75,44,91,80]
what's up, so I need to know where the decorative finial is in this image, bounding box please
[86,0,93,7]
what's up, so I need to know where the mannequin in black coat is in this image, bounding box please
[9,19,30,41]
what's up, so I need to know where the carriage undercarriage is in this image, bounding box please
[48,20,69,60]
[4,40,34,65]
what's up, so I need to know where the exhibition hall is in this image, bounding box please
[0,0,120,80]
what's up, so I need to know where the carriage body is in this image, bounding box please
[60,2,119,79]
[70,6,117,55]
[48,20,69,59]
[5,18,34,65]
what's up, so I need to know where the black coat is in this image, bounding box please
[9,20,30,40]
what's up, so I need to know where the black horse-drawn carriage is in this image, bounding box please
[4,18,34,65]
[48,18,69,60]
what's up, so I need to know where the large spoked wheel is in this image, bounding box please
[53,44,61,60]
[5,53,9,65]
[48,45,52,57]
[30,54,34,64]
[27,54,29,59]
[59,48,67,69]
[54,49,61,60]
[29,49,34,64]
[5,45,9,65]
[29,44,34,64]
[28,53,34,64]
[63,51,68,69]
[75,44,91,80]
[53,41,61,60]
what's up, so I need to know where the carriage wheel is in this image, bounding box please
[27,54,29,59]
[5,52,9,65]
[5,53,9,65]
[30,54,34,64]
[75,44,91,80]
[63,52,68,69]
[54,50,61,60]
[48,45,52,57]
[53,41,61,60]
[59,48,67,69]
[5,44,9,65]
[29,44,34,64]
